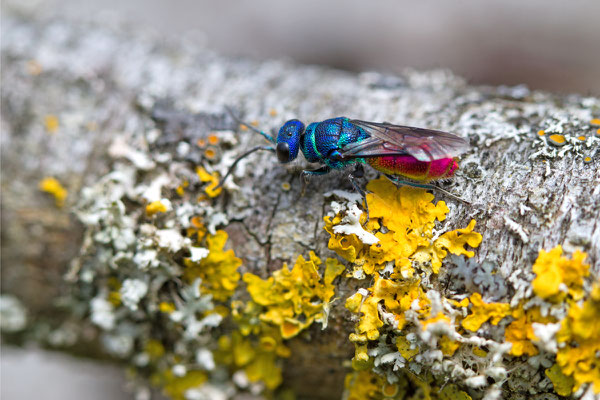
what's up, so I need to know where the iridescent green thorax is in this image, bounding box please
[300,118,370,169]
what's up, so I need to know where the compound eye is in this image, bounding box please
[276,142,290,163]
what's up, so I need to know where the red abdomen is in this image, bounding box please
[367,155,458,182]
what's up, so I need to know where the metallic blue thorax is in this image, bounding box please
[300,118,370,169]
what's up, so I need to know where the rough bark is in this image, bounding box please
[2,10,599,400]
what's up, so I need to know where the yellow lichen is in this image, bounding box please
[231,300,263,337]
[176,180,189,197]
[532,245,589,302]
[324,213,365,266]
[204,148,217,160]
[345,292,364,313]
[365,277,429,339]
[344,369,471,400]
[207,134,219,145]
[144,339,165,360]
[325,177,482,277]
[183,230,241,302]
[413,219,482,273]
[44,114,59,133]
[107,291,121,307]
[420,312,451,330]
[439,384,472,400]
[213,253,344,390]
[39,177,68,207]
[366,178,449,234]
[335,177,483,369]
[344,369,407,400]
[346,275,431,366]
[146,200,168,216]
[161,369,207,400]
[548,134,567,147]
[461,293,510,332]
[471,346,487,358]
[546,363,575,397]
[344,369,383,400]
[186,216,207,242]
[244,334,289,389]
[505,305,555,356]
[396,334,419,361]
[448,298,469,308]
[348,336,370,370]
[216,326,290,390]
[555,283,600,394]
[196,166,222,198]
[159,302,176,313]
[439,336,460,356]
[243,252,344,339]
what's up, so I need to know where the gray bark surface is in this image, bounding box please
[2,10,599,400]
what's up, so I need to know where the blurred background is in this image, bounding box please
[2,1,599,399]
[4,0,600,94]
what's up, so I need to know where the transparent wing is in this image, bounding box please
[341,120,469,162]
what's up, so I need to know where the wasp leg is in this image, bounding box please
[300,166,331,196]
[348,164,370,222]
[385,175,471,205]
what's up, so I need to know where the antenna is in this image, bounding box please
[224,106,276,144]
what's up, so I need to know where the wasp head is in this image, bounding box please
[276,120,304,163]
